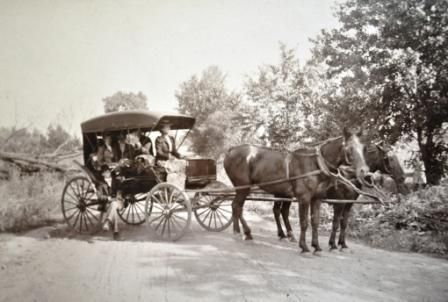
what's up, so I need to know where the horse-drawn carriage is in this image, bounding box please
[62,110,387,250]
[61,110,233,241]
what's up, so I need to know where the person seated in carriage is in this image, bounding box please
[88,134,114,198]
[127,129,155,168]
[155,121,187,189]
[102,132,140,240]
[102,131,156,240]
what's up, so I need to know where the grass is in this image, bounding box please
[0,172,65,232]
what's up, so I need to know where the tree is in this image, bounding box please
[176,66,242,157]
[102,91,148,113]
[244,44,312,148]
[309,0,448,184]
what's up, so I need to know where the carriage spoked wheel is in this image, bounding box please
[117,193,147,225]
[61,176,104,234]
[193,193,233,232]
[145,183,191,241]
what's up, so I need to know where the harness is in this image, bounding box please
[193,137,383,203]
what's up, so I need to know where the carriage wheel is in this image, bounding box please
[193,194,233,232]
[117,193,147,225]
[145,183,191,241]
[61,176,104,234]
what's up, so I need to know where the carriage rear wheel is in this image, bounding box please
[145,183,191,241]
[61,176,104,234]
[193,194,233,232]
[117,193,147,225]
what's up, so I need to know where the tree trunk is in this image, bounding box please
[417,129,443,186]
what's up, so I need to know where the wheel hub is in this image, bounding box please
[162,209,172,217]
[77,199,86,212]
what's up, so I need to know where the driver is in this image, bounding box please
[155,121,187,189]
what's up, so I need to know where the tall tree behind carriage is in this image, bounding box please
[306,0,448,185]
[244,43,313,149]
[176,66,243,157]
[102,91,148,113]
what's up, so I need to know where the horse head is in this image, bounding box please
[319,127,371,186]
[369,142,409,194]
[342,128,372,186]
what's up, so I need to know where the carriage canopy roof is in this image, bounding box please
[81,110,195,133]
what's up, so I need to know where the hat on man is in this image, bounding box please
[159,119,172,126]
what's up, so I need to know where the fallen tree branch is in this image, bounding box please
[49,139,72,157]
[0,151,68,173]
[42,150,82,161]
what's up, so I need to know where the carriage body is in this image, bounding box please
[79,110,217,191]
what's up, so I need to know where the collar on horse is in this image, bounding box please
[284,136,349,179]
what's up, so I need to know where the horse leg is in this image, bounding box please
[329,204,343,250]
[232,190,250,238]
[298,197,311,253]
[281,201,296,242]
[238,199,253,240]
[232,195,242,235]
[338,203,353,249]
[310,198,322,253]
[273,201,286,239]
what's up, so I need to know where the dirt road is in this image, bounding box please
[1,212,447,302]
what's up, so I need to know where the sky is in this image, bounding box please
[0,0,340,136]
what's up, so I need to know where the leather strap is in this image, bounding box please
[285,153,292,179]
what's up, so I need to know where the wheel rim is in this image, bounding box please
[146,183,191,241]
[194,194,233,232]
[61,176,103,234]
[117,193,147,225]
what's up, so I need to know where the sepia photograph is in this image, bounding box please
[0,0,447,301]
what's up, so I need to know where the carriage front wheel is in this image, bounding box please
[145,183,191,241]
[61,176,104,234]
[193,194,233,232]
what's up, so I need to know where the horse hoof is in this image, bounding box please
[288,236,297,243]
[300,251,312,258]
[313,250,322,257]
[329,246,338,252]
[300,247,311,254]
[244,234,253,241]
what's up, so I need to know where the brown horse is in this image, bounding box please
[327,143,408,250]
[273,142,408,248]
[224,128,371,253]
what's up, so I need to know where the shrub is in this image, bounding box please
[349,182,448,255]
[0,172,65,232]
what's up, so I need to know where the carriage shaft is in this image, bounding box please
[203,192,381,204]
